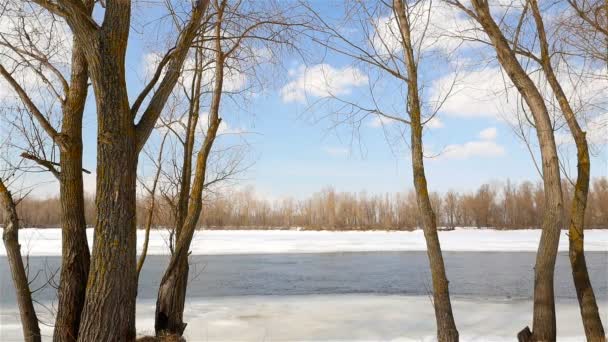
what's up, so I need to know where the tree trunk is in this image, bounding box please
[155,251,190,336]
[0,179,41,342]
[48,0,208,339]
[411,121,459,342]
[568,140,606,341]
[156,25,225,334]
[469,1,564,340]
[53,26,91,342]
[77,33,139,340]
[175,48,203,240]
[155,105,222,337]
[77,127,138,341]
[528,2,605,339]
[393,1,458,340]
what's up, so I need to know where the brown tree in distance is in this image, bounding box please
[27,0,210,339]
[446,1,565,340]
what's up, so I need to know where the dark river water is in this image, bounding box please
[1,251,607,305]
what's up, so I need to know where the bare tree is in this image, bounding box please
[23,0,210,339]
[564,0,608,66]
[303,1,459,340]
[151,0,300,336]
[526,1,605,339]
[155,2,225,333]
[445,1,565,340]
[0,1,93,339]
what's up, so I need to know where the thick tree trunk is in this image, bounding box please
[77,35,139,340]
[155,251,190,336]
[393,1,458,340]
[53,29,91,342]
[46,0,209,339]
[528,2,605,339]
[469,1,564,340]
[77,127,138,341]
[0,179,41,342]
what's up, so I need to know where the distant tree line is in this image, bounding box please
[9,177,607,230]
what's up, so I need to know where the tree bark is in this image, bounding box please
[393,1,459,341]
[0,179,41,342]
[53,11,92,339]
[75,4,139,338]
[468,1,564,340]
[528,1,605,339]
[77,77,139,341]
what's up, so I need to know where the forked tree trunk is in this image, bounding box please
[468,1,564,340]
[77,19,140,337]
[156,21,225,334]
[0,179,41,342]
[393,1,459,341]
[155,119,220,335]
[53,24,91,342]
[529,2,605,339]
[64,0,209,337]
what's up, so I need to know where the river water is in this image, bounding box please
[1,251,606,305]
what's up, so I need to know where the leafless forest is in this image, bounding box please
[0,0,606,341]
[8,177,608,230]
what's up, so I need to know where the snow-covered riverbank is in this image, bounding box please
[1,295,604,341]
[1,228,607,256]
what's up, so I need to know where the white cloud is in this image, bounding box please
[555,113,608,147]
[432,61,608,126]
[479,127,497,140]
[368,115,443,129]
[156,113,243,138]
[371,2,481,57]
[441,140,506,160]
[431,67,518,120]
[143,52,248,94]
[323,147,349,157]
[368,115,397,128]
[0,8,72,102]
[280,64,368,103]
[426,117,444,129]
[437,127,505,160]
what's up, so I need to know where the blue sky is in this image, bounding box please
[3,1,606,199]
